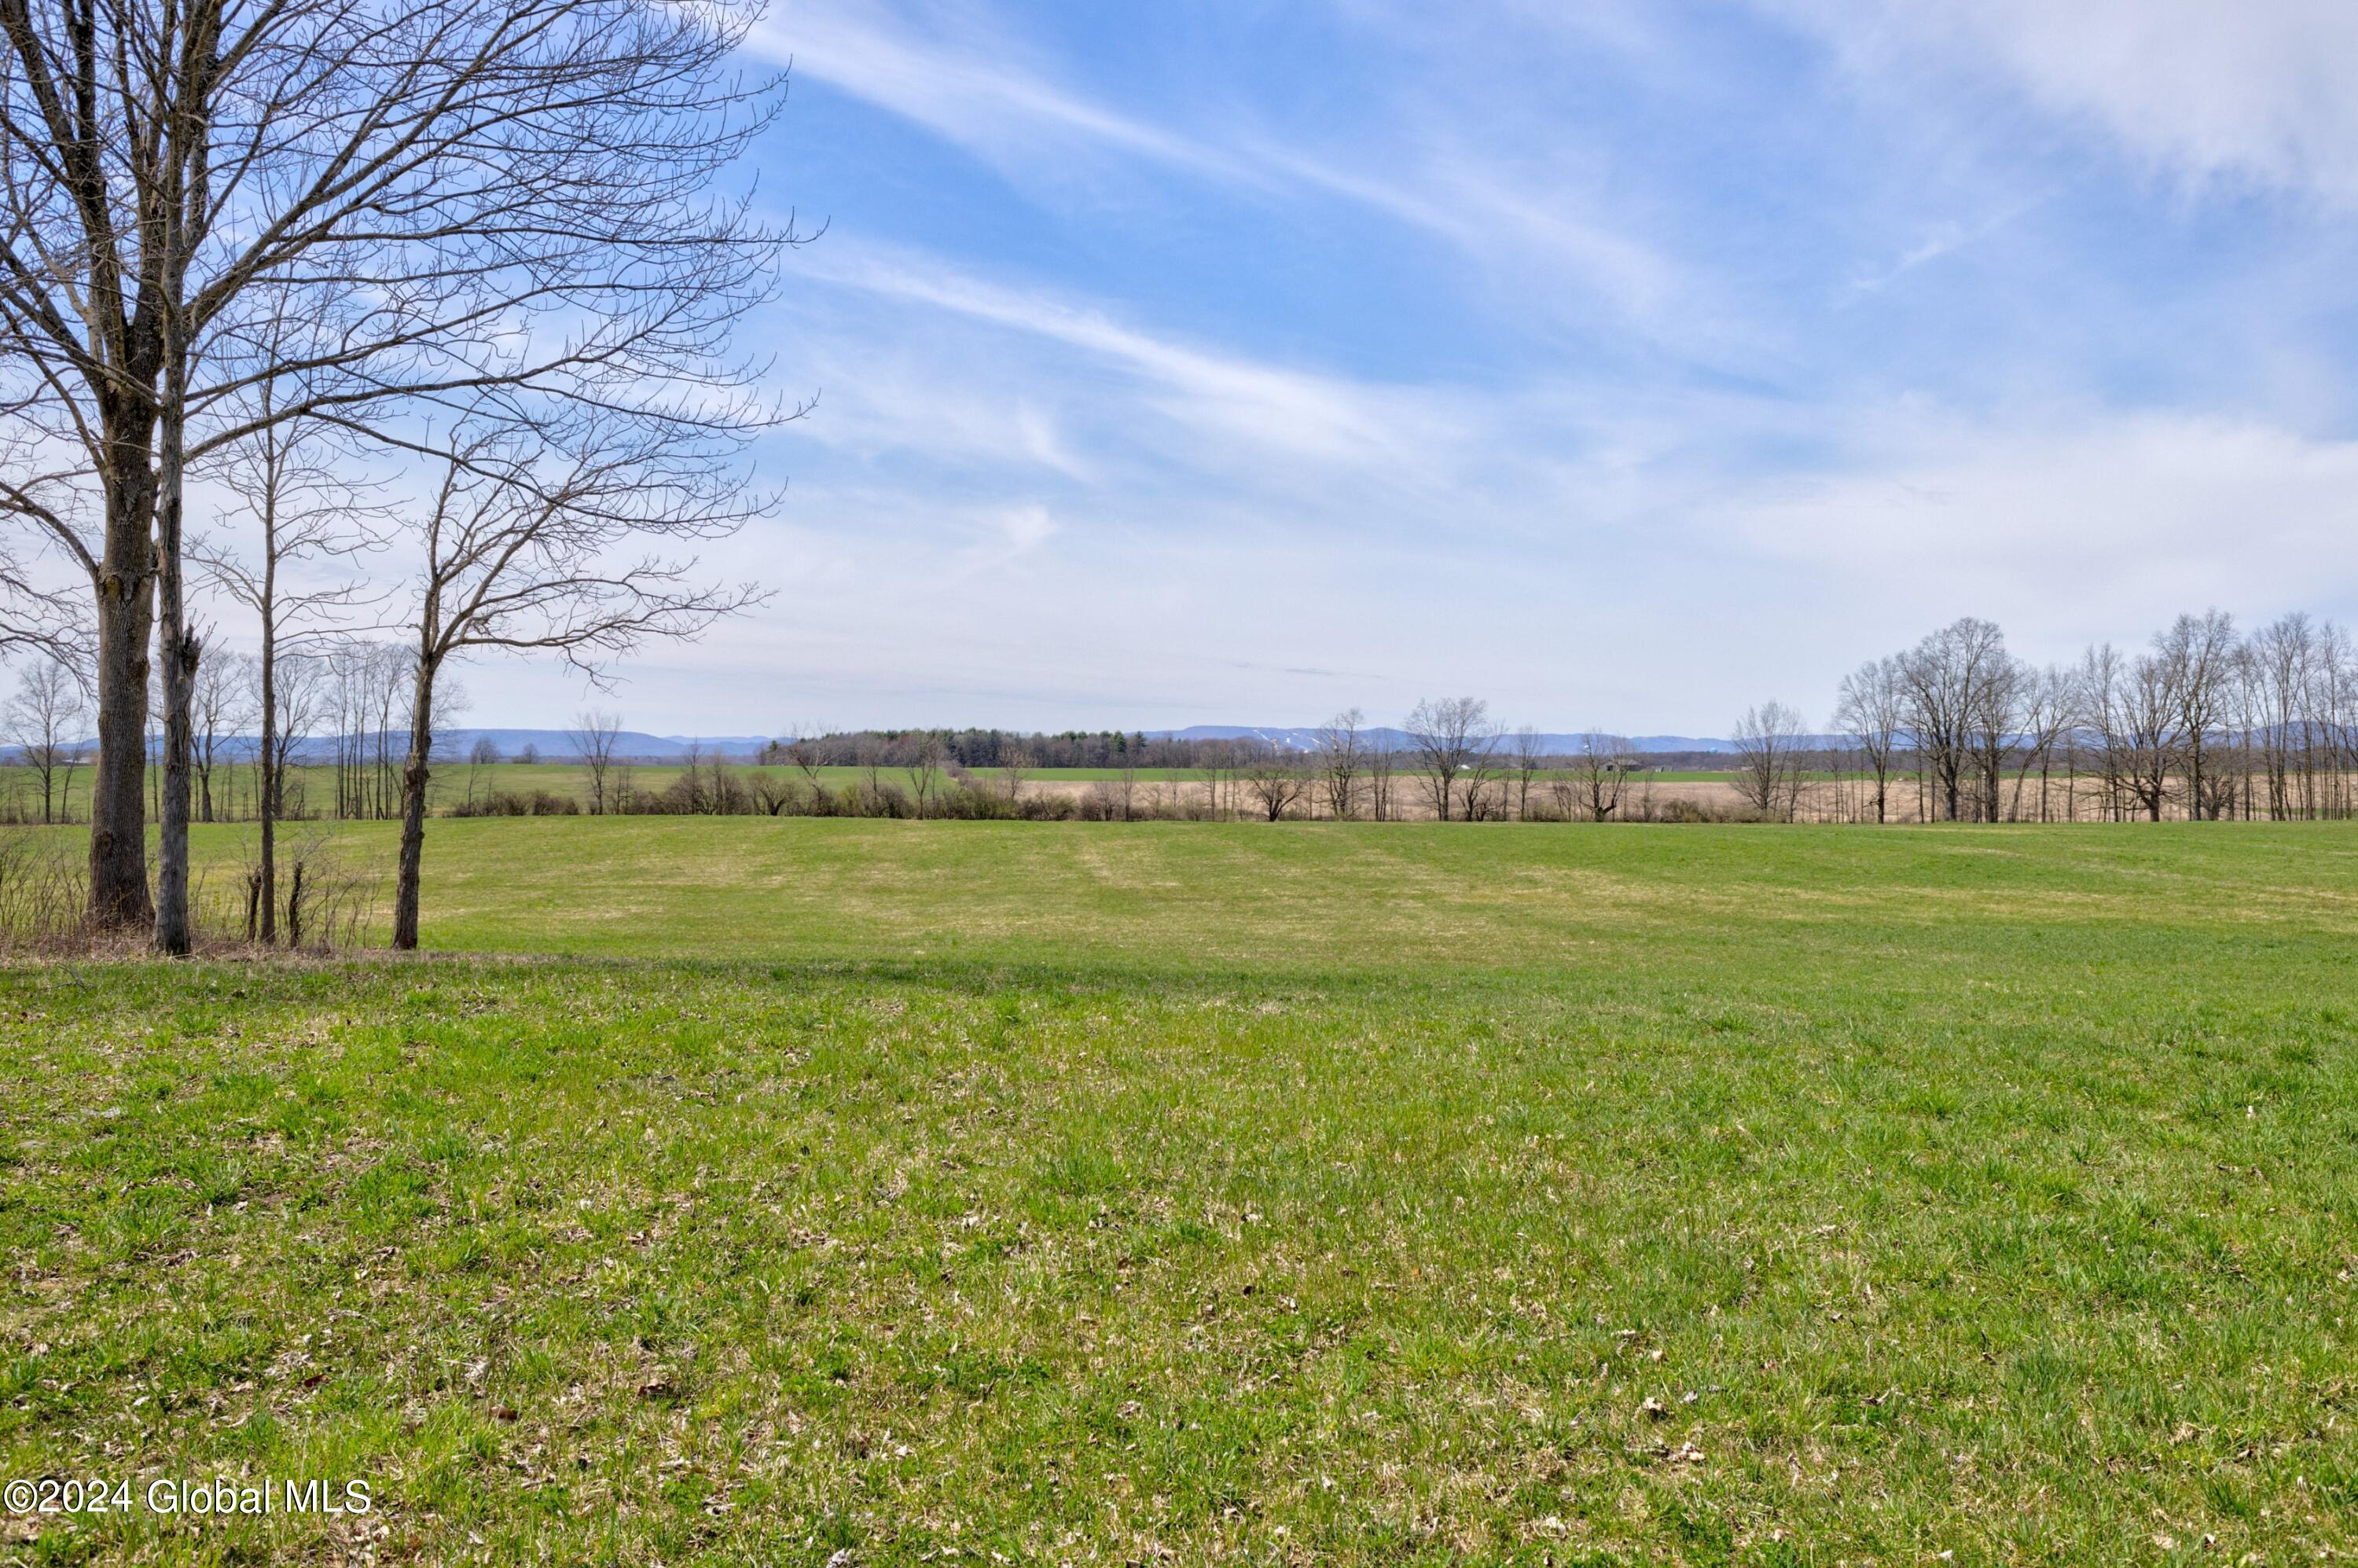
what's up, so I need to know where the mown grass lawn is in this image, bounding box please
[4,821,2358,1563]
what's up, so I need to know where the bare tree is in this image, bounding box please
[2076,642,2174,821]
[2321,624,2358,819]
[2154,609,2238,819]
[2248,613,2317,818]
[1239,742,1309,821]
[1317,707,1367,820]
[780,729,828,811]
[1366,732,1396,822]
[0,0,799,945]
[1115,736,1139,821]
[189,647,254,824]
[193,313,390,931]
[1731,701,1808,821]
[572,709,625,815]
[675,742,714,813]
[1459,737,1505,821]
[4,654,85,823]
[1197,739,1236,821]
[1835,657,1905,824]
[1405,697,1497,822]
[389,422,765,949]
[1570,732,1634,821]
[1963,656,2027,824]
[910,733,947,817]
[1898,618,2009,822]
[703,746,736,813]
[854,738,887,812]
[267,649,329,824]
[2074,643,2128,821]
[1508,726,1545,819]
[2004,664,2076,822]
[998,745,1033,804]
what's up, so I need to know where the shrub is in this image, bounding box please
[1639,797,1765,824]
[447,789,581,818]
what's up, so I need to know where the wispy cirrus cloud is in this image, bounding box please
[799,242,1422,474]
[757,0,1702,345]
[755,2,1247,186]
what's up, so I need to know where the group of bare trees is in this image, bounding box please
[1202,605,2358,828]
[0,0,795,949]
[1214,700,1640,824]
[1808,609,2358,824]
[1824,617,2072,824]
[1208,697,1509,823]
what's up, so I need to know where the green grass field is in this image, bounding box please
[5,821,2357,1562]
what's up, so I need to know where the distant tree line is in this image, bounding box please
[744,603,2358,828]
[13,602,2343,845]
[761,729,1251,771]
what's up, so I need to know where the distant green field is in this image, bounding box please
[5,821,2354,1562]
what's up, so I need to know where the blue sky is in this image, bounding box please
[493,0,2358,736]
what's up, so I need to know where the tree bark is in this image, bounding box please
[88,463,158,930]
[258,619,277,944]
[392,656,437,951]
[154,384,196,955]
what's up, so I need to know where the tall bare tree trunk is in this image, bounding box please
[257,614,278,944]
[89,463,158,929]
[392,656,438,951]
[155,381,196,955]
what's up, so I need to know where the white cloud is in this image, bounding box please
[1721,409,2358,655]
[788,336,1097,483]
[1774,0,2358,202]
[797,241,1448,479]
